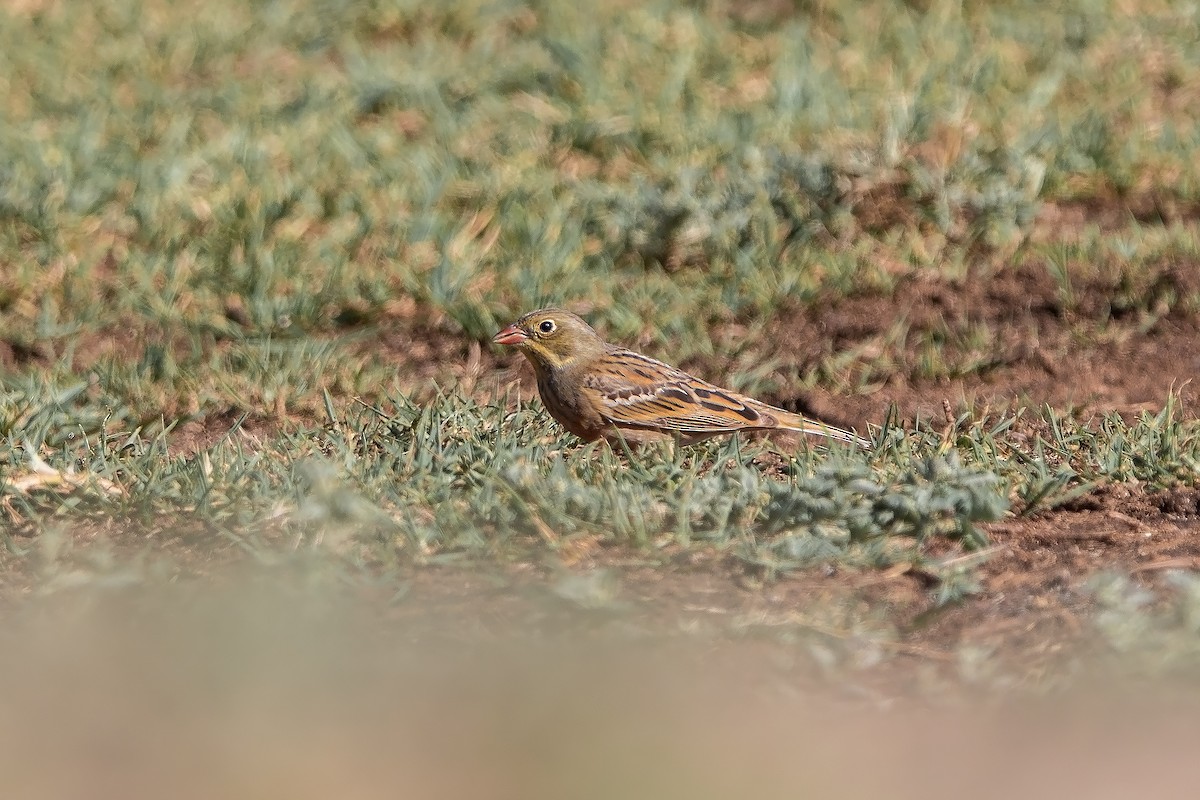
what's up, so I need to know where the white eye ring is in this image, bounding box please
[538,319,556,334]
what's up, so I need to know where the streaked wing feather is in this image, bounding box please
[582,347,771,434]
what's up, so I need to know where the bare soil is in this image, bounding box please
[772,256,1200,435]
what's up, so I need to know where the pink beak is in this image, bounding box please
[492,324,528,345]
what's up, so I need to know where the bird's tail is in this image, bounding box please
[775,409,872,449]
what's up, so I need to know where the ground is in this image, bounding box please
[21,202,1193,689]
[314,201,1200,685]
[5,7,1200,789]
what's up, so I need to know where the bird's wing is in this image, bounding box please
[580,347,774,435]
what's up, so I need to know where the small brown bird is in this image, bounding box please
[493,308,869,449]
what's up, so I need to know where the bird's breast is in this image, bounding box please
[534,367,605,440]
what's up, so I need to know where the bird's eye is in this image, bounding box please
[538,320,556,334]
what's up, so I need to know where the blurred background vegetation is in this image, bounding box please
[4,0,1198,416]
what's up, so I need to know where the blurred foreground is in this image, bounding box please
[3,570,1198,800]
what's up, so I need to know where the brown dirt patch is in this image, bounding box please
[758,259,1200,434]
[170,406,291,457]
[1037,197,1200,237]
[373,319,493,399]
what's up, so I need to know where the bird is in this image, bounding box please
[492,308,869,449]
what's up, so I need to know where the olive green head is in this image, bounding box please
[492,308,605,371]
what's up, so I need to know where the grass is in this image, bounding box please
[2,0,1200,689]
[5,383,1197,572]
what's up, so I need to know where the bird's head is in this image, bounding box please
[492,308,605,371]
